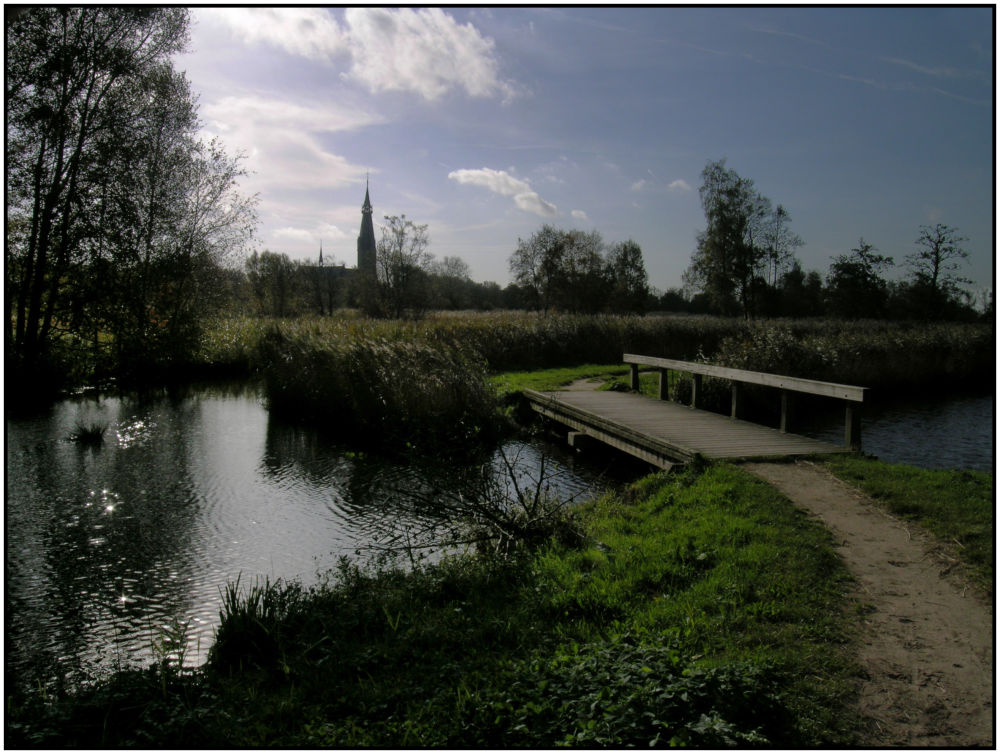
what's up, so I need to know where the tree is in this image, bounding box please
[509,225,564,312]
[375,214,433,318]
[605,239,650,314]
[6,7,256,382]
[246,251,298,317]
[7,8,190,371]
[778,262,824,317]
[904,224,971,317]
[684,160,774,318]
[825,239,894,318]
[761,204,803,286]
[508,226,611,313]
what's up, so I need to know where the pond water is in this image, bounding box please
[6,383,630,694]
[5,382,992,694]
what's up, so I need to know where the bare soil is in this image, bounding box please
[743,460,994,747]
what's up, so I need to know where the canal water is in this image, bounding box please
[5,382,992,693]
[797,391,993,472]
[5,382,628,693]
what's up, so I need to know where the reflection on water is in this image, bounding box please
[5,384,614,694]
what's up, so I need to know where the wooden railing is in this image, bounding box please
[622,353,867,449]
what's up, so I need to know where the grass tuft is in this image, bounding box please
[67,422,107,445]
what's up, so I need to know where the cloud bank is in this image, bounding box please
[199,7,516,102]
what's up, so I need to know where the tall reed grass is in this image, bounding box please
[255,326,504,453]
[197,313,991,450]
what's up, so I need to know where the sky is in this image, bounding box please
[174,6,994,295]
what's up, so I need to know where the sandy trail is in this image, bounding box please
[743,460,993,747]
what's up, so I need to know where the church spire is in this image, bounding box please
[362,172,372,215]
[318,239,323,266]
[357,175,376,276]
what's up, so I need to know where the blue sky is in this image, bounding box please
[174,7,994,295]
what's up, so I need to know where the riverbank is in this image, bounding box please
[8,452,992,747]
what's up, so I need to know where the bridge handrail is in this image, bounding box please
[623,354,866,402]
[622,353,867,449]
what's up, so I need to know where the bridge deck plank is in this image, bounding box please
[530,389,847,462]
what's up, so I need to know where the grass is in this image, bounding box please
[67,421,108,446]
[7,462,863,747]
[490,362,629,397]
[824,456,994,594]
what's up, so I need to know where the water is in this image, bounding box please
[5,383,992,694]
[798,392,993,472]
[5,383,621,693]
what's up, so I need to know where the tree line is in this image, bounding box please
[678,159,986,321]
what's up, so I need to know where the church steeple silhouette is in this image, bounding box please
[357,175,376,276]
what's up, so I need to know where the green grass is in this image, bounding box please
[8,463,862,747]
[824,456,994,594]
[491,362,629,396]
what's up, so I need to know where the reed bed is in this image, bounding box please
[198,313,991,451]
[255,327,504,453]
[201,312,991,389]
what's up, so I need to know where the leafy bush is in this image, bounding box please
[482,633,782,747]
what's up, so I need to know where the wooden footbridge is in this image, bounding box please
[525,354,867,470]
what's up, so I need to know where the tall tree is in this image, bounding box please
[375,214,433,318]
[605,239,650,314]
[761,204,803,286]
[684,159,773,318]
[6,7,255,380]
[508,226,611,313]
[7,8,189,366]
[825,238,894,319]
[904,223,971,316]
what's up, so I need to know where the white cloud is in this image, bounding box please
[631,179,647,192]
[571,209,589,221]
[448,168,557,217]
[201,7,517,102]
[197,8,348,61]
[668,179,692,193]
[317,223,349,240]
[345,8,517,101]
[200,96,380,192]
[448,167,532,196]
[514,192,558,217]
[274,227,316,243]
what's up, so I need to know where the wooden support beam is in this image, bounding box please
[845,402,862,450]
[780,389,791,433]
[691,373,702,410]
[730,382,742,420]
[658,369,669,400]
[629,363,639,391]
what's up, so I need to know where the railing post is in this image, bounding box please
[658,369,668,400]
[845,402,862,450]
[629,363,639,391]
[780,389,791,433]
[730,382,742,420]
[691,373,702,409]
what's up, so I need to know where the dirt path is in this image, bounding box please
[743,460,993,747]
